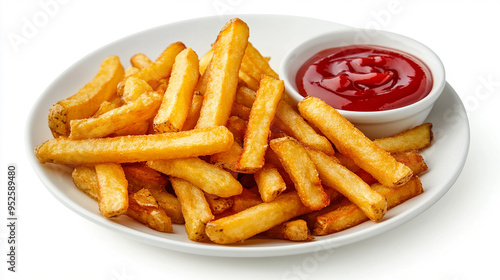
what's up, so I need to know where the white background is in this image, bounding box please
[1,0,499,279]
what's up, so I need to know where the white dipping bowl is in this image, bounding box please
[280,28,446,139]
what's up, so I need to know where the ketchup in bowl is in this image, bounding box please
[295,45,433,112]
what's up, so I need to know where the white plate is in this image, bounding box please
[26,15,470,257]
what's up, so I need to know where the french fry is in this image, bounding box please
[229,187,262,214]
[69,91,163,139]
[130,53,152,70]
[93,96,123,117]
[71,165,99,200]
[298,97,413,188]
[35,126,234,165]
[204,193,234,215]
[235,86,335,155]
[205,191,310,244]
[392,150,428,175]
[127,188,173,232]
[270,136,330,210]
[254,163,287,202]
[195,18,249,128]
[210,140,243,172]
[263,219,313,241]
[238,70,260,91]
[181,92,203,131]
[146,157,243,198]
[95,163,128,218]
[147,187,184,224]
[124,66,140,77]
[48,56,124,138]
[154,48,200,133]
[373,123,433,153]
[276,100,335,156]
[121,76,153,103]
[122,162,169,192]
[237,75,284,173]
[242,42,279,79]
[225,115,247,145]
[313,176,423,235]
[234,86,257,107]
[121,163,184,223]
[111,121,150,137]
[124,41,186,91]
[355,149,429,186]
[198,48,213,75]
[170,177,213,242]
[305,147,387,222]
[230,102,251,120]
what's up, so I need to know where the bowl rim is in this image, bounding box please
[280,28,446,122]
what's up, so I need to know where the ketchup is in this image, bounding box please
[295,45,433,111]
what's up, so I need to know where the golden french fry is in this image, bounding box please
[313,176,423,235]
[170,177,213,242]
[111,121,150,137]
[122,163,169,192]
[126,188,173,232]
[124,66,140,77]
[237,75,284,173]
[229,187,262,214]
[123,163,184,224]
[355,149,429,185]
[230,102,251,120]
[238,70,259,91]
[305,147,387,222]
[225,115,247,145]
[35,126,234,165]
[69,91,162,139]
[373,123,433,153]
[198,48,214,75]
[95,163,128,218]
[298,97,413,188]
[154,48,199,133]
[48,56,125,138]
[195,18,249,128]
[130,53,152,70]
[122,76,153,103]
[392,150,428,175]
[71,165,99,200]
[242,42,279,79]
[147,157,243,198]
[181,92,203,131]
[129,41,186,89]
[205,191,310,244]
[270,136,330,210]
[234,86,257,107]
[254,163,287,202]
[235,86,334,155]
[276,100,335,156]
[263,219,313,241]
[210,141,243,172]
[204,193,234,215]
[92,96,123,117]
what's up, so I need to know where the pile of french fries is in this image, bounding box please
[34,18,434,244]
